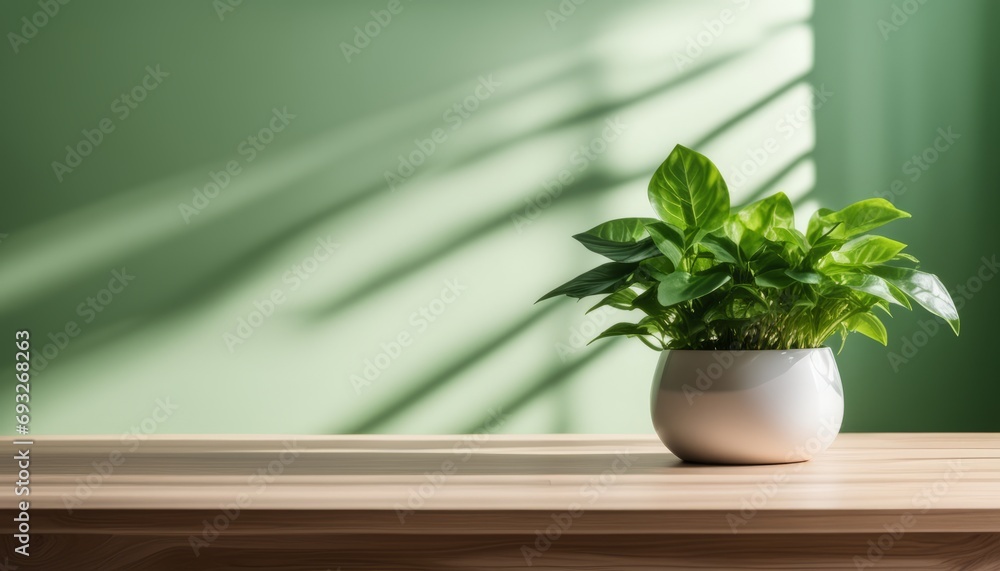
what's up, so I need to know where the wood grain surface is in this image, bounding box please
[2,433,999,569]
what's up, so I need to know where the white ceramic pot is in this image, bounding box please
[650,348,844,465]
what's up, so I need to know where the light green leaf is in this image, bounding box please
[657,271,731,306]
[835,273,909,308]
[871,266,960,334]
[648,144,730,231]
[828,235,906,266]
[808,199,911,243]
[774,227,809,253]
[847,313,888,345]
[736,192,794,240]
[806,208,837,245]
[537,262,637,302]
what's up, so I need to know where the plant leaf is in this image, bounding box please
[572,218,661,262]
[828,235,906,266]
[639,257,675,281]
[587,288,638,313]
[836,273,909,308]
[871,266,960,334]
[537,262,637,302]
[656,271,731,306]
[736,192,795,240]
[575,218,656,242]
[647,144,730,232]
[572,235,661,263]
[847,313,888,345]
[700,233,739,264]
[808,199,911,243]
[589,321,655,345]
[774,227,809,253]
[755,269,796,288]
[785,270,821,284]
[643,221,685,267]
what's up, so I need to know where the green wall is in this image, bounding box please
[812,0,1000,431]
[1,0,996,435]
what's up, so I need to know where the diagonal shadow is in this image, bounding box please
[734,151,812,207]
[461,339,619,434]
[338,302,562,434]
[304,167,632,320]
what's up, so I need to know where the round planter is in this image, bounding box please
[650,348,844,465]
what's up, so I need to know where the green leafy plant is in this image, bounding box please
[537,144,960,351]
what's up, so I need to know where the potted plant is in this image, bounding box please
[537,144,960,465]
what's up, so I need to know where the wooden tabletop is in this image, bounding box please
[6,433,1000,535]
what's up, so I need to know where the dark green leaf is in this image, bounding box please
[589,321,654,344]
[643,221,685,267]
[700,233,739,263]
[587,288,638,313]
[785,270,821,284]
[572,218,661,262]
[755,269,796,288]
[640,256,675,281]
[572,235,661,263]
[657,271,731,306]
[537,262,637,302]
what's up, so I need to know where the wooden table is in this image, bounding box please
[3,434,999,570]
